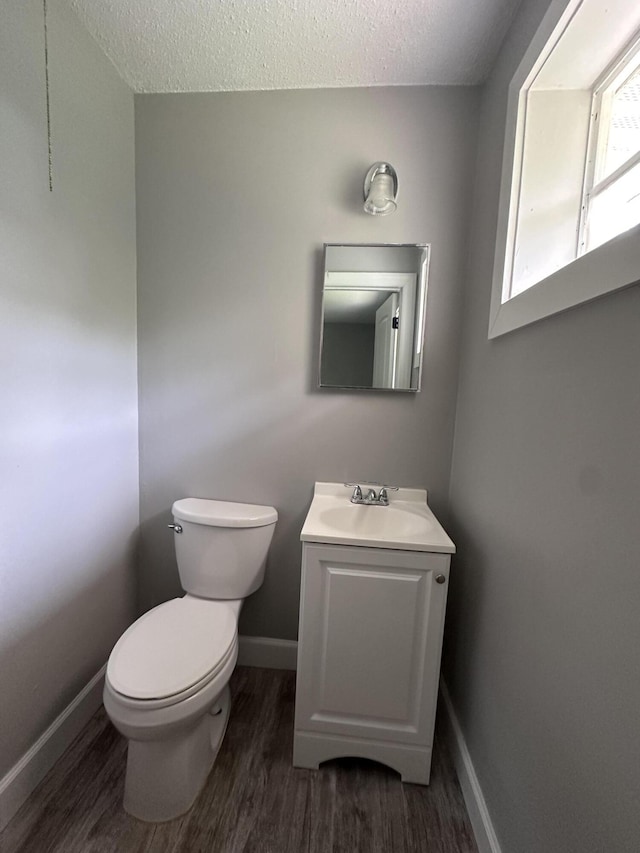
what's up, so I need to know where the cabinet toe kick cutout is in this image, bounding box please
[293,730,433,785]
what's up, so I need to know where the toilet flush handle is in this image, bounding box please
[168,523,183,534]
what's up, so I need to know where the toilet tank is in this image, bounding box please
[171,498,278,599]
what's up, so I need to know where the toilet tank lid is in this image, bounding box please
[172,497,278,528]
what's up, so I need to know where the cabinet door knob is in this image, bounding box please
[435,573,446,584]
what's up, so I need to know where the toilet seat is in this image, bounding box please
[107,597,237,703]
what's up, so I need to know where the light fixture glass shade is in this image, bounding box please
[363,163,398,215]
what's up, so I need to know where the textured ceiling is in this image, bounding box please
[69,0,521,93]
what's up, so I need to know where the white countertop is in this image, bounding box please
[300,482,456,553]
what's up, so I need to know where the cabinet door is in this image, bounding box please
[295,544,449,746]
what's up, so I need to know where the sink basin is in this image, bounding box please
[301,482,455,553]
[319,504,432,539]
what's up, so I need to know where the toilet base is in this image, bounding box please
[123,684,231,822]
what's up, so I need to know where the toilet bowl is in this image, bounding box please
[103,498,277,822]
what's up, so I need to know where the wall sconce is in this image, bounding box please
[363,162,398,216]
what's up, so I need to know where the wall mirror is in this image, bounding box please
[319,244,430,391]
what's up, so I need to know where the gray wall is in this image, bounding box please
[445,1,640,851]
[0,0,138,779]
[135,86,479,639]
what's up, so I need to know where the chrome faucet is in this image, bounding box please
[344,483,398,506]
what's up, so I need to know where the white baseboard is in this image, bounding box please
[238,635,297,670]
[0,665,106,833]
[440,679,502,853]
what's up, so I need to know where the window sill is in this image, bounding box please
[488,223,640,338]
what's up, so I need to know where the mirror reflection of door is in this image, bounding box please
[373,292,399,388]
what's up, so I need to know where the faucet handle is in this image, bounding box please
[344,483,363,501]
[378,485,399,504]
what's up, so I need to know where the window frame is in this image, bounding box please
[579,37,640,255]
[488,0,640,339]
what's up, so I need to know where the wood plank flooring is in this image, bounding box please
[0,667,478,853]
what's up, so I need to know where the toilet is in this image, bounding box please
[103,497,277,822]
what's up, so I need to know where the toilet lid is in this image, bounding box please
[107,597,236,700]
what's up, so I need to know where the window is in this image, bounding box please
[489,0,640,338]
[581,44,640,253]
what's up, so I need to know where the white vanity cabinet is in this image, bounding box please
[293,541,451,784]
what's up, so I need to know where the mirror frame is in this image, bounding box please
[318,243,430,393]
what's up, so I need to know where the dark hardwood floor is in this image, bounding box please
[0,667,478,853]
